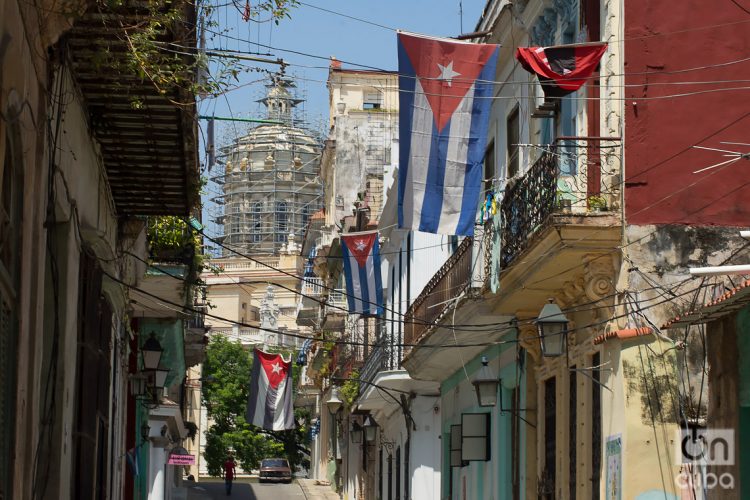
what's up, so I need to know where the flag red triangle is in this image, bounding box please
[343,233,376,269]
[399,33,497,132]
[256,349,288,389]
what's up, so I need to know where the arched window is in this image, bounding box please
[301,204,311,229]
[275,202,288,243]
[252,202,263,243]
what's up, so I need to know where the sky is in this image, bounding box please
[199,0,487,139]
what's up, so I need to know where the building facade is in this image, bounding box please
[0,0,203,498]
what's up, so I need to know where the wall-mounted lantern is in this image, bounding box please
[350,421,363,444]
[142,332,163,370]
[471,356,499,407]
[363,415,377,443]
[537,299,569,357]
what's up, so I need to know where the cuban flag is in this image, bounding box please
[246,349,295,431]
[341,232,383,316]
[397,32,499,236]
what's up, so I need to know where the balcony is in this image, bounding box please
[208,326,263,345]
[360,339,399,387]
[302,277,325,296]
[68,0,199,216]
[500,143,621,269]
[296,276,325,327]
[490,144,622,319]
[403,237,473,349]
[321,288,348,331]
[400,229,512,381]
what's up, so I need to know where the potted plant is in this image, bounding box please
[587,195,608,212]
[556,189,572,212]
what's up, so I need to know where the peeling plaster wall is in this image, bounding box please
[330,112,397,225]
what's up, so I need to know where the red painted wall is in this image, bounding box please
[624,0,750,225]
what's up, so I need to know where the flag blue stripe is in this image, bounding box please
[373,239,384,315]
[341,243,357,312]
[456,48,499,235]
[357,259,371,314]
[397,40,417,229]
[418,121,448,234]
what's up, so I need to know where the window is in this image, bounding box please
[363,91,383,110]
[0,128,22,500]
[511,388,520,500]
[301,204,311,229]
[379,448,383,500]
[558,30,578,175]
[395,446,401,500]
[570,367,577,500]
[387,454,393,500]
[506,108,520,178]
[275,202,288,243]
[252,202,263,243]
[542,377,556,499]
[592,352,602,500]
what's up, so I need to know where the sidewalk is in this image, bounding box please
[297,478,340,500]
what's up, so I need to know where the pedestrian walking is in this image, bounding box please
[222,453,237,495]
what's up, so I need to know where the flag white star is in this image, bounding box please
[437,61,461,87]
[354,239,367,251]
[271,362,283,375]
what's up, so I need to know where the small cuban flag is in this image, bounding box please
[246,349,295,431]
[341,232,383,316]
[397,32,499,236]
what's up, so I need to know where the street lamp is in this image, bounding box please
[362,415,377,443]
[350,421,363,444]
[142,332,163,370]
[152,368,170,389]
[129,373,148,397]
[326,387,343,415]
[471,356,499,407]
[536,299,569,357]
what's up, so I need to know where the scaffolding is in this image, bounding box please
[208,76,324,256]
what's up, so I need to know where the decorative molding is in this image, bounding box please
[531,8,558,47]
[553,0,578,31]
[518,323,542,363]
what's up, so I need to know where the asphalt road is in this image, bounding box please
[186,479,306,500]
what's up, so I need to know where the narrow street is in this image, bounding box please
[186,480,305,500]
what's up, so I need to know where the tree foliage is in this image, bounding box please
[202,335,310,476]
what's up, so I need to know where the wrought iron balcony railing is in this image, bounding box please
[499,150,558,268]
[359,338,399,386]
[403,237,473,350]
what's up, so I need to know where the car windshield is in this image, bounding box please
[261,459,288,468]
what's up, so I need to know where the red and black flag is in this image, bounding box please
[516,43,607,98]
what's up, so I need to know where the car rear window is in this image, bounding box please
[261,459,289,468]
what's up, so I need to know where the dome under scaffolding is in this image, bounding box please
[209,76,323,256]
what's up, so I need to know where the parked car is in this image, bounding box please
[258,458,292,483]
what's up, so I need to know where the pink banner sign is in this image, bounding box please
[168,454,195,465]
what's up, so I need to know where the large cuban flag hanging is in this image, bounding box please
[397,32,499,236]
[341,232,383,316]
[246,349,295,431]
